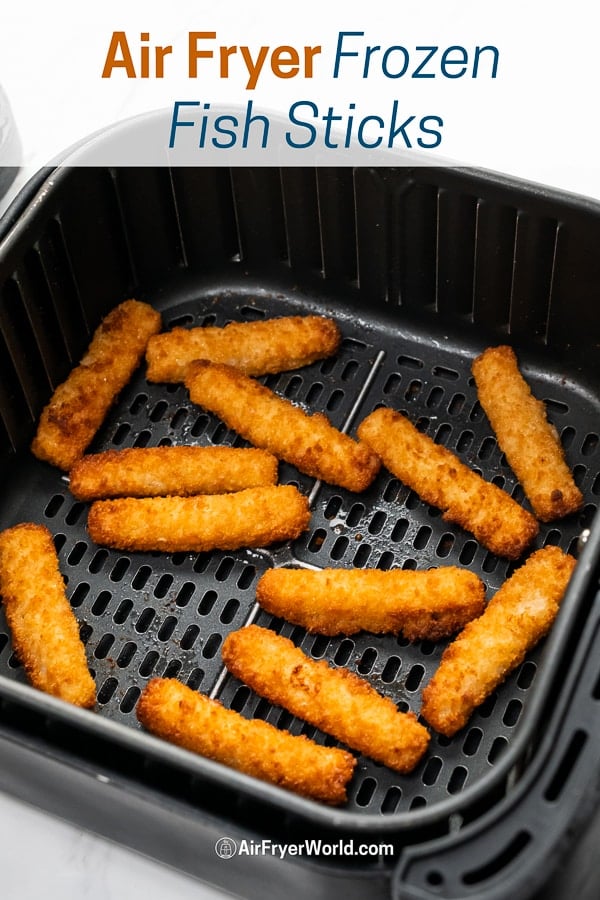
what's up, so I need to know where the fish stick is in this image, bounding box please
[32,299,162,471]
[357,407,539,559]
[472,345,583,522]
[146,314,341,383]
[221,624,430,772]
[87,485,310,553]
[136,678,356,805]
[420,546,576,737]
[256,566,486,641]
[185,361,381,493]
[69,446,278,500]
[0,523,95,708]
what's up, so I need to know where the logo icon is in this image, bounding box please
[215,837,238,859]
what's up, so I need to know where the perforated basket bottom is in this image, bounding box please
[0,279,598,818]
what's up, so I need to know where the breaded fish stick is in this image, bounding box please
[69,446,278,500]
[185,361,381,493]
[32,299,162,471]
[146,314,341,383]
[472,345,583,522]
[420,546,576,737]
[256,566,486,641]
[222,625,430,772]
[0,523,95,708]
[136,678,356,805]
[87,485,310,553]
[357,407,538,559]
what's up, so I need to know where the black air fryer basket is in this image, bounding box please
[1,114,600,900]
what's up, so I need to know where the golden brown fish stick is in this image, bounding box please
[0,523,95,708]
[185,361,381,492]
[256,566,486,641]
[472,345,583,522]
[420,546,576,737]
[69,446,278,500]
[222,625,430,772]
[146,314,341,383]
[357,407,539,559]
[87,485,310,553]
[32,299,162,471]
[136,678,356,805]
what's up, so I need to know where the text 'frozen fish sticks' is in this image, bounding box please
[357,407,539,559]
[185,360,380,492]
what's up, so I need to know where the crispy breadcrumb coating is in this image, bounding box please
[31,299,162,471]
[185,361,380,493]
[420,546,576,737]
[222,625,430,772]
[472,345,583,522]
[136,678,356,805]
[87,485,310,553]
[146,314,341,383]
[256,566,486,640]
[357,407,539,559]
[0,523,95,707]
[69,446,278,500]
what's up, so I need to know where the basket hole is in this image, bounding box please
[405,664,425,692]
[422,756,443,786]
[231,685,251,712]
[381,656,401,684]
[334,639,354,667]
[383,477,401,502]
[413,526,431,550]
[70,582,90,608]
[310,635,329,659]
[149,400,169,423]
[582,433,598,456]
[132,565,152,590]
[357,647,377,674]
[129,393,148,415]
[110,557,130,583]
[120,686,141,714]
[368,511,386,535]
[202,633,222,659]
[469,400,484,422]
[405,490,421,511]
[488,735,508,764]
[113,599,133,624]
[157,616,177,642]
[112,423,131,446]
[181,624,201,650]
[170,407,188,430]
[215,557,235,582]
[191,413,209,437]
[405,380,422,401]
[482,552,498,573]
[377,551,394,570]
[237,566,256,590]
[330,536,349,560]
[116,642,137,668]
[305,382,323,404]
[503,698,522,726]
[89,549,109,574]
[135,608,156,634]
[432,365,458,381]
[198,590,218,615]
[324,495,343,520]
[426,386,444,409]
[220,598,240,624]
[436,533,455,558]
[434,423,452,445]
[94,633,115,659]
[154,574,174,599]
[319,357,336,376]
[44,494,65,518]
[175,582,195,607]
[163,659,182,679]
[448,393,465,415]
[560,425,576,449]
[448,765,468,794]
[381,786,402,814]
[355,777,377,808]
[308,528,327,553]
[383,373,401,394]
[97,677,118,705]
[341,360,359,381]
[193,554,211,574]
[186,668,204,690]
[133,430,151,448]
[283,375,302,398]
[478,436,497,460]
[67,541,87,566]
[517,660,537,690]
[456,430,474,452]
[346,502,365,527]
[326,389,344,411]
[458,541,477,565]
[462,727,483,756]
[139,651,159,677]
[391,519,408,542]
[91,591,112,617]
[353,544,371,567]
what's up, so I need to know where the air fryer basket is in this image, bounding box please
[0,133,600,899]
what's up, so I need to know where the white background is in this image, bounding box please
[1,2,599,898]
